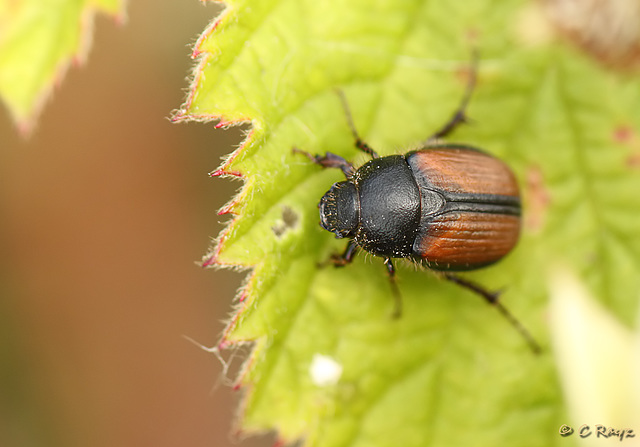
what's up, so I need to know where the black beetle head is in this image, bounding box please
[319,180,360,239]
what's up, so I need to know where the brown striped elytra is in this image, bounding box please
[406,145,519,197]
[414,211,521,270]
[405,145,521,270]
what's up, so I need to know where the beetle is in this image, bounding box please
[294,54,540,353]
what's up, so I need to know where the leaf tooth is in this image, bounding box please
[210,169,243,178]
[217,202,239,216]
[192,2,230,58]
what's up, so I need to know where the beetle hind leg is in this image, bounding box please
[443,273,541,354]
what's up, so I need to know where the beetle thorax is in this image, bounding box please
[353,156,421,257]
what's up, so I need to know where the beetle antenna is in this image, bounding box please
[426,49,479,142]
[443,273,541,354]
[335,89,380,158]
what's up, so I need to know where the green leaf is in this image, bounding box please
[177,0,640,446]
[0,0,124,132]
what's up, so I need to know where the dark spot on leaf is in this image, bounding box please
[272,206,299,237]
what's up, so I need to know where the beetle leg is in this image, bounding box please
[293,147,355,178]
[329,239,359,267]
[318,239,358,268]
[443,273,541,354]
[426,50,478,142]
[384,257,403,319]
[336,90,380,159]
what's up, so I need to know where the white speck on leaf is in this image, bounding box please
[309,354,343,387]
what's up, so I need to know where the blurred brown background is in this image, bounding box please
[0,1,270,446]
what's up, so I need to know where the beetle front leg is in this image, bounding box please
[329,239,359,267]
[293,147,355,178]
[318,239,358,269]
[384,257,402,319]
[443,273,541,354]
